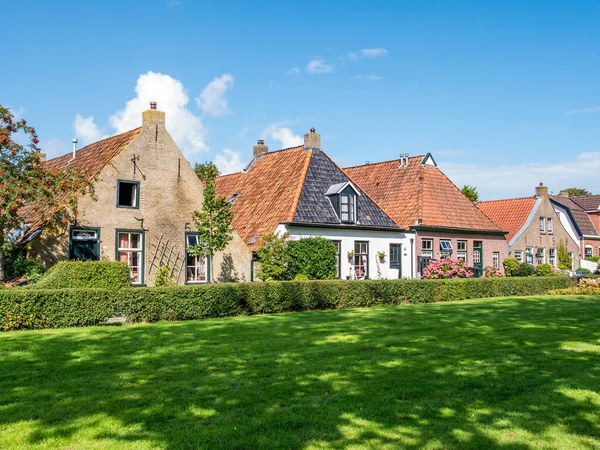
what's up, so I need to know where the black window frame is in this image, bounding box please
[389,243,402,267]
[116,180,140,209]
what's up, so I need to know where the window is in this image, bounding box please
[493,252,500,270]
[526,247,534,264]
[117,231,143,284]
[340,194,356,223]
[354,241,368,279]
[390,244,402,267]
[186,233,209,283]
[440,240,453,258]
[421,239,433,258]
[117,180,140,208]
[539,217,545,232]
[547,218,553,233]
[331,240,341,278]
[585,245,593,257]
[549,248,556,267]
[514,251,523,262]
[536,247,545,265]
[457,240,467,262]
[70,227,100,261]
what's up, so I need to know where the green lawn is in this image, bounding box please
[1,296,600,449]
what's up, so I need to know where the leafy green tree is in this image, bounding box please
[558,187,592,197]
[256,233,290,281]
[557,240,572,271]
[286,237,337,280]
[461,184,479,202]
[0,105,92,281]
[194,161,220,182]
[189,162,233,282]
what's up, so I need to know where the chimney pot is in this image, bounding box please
[150,101,157,110]
[253,139,268,158]
[303,128,321,151]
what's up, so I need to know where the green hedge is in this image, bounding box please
[28,261,132,290]
[1,276,573,331]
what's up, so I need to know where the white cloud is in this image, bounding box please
[262,124,303,149]
[360,48,388,58]
[307,59,335,74]
[8,106,25,120]
[352,74,383,81]
[287,67,300,75]
[438,152,600,199]
[73,114,106,145]
[40,138,65,159]
[195,73,234,117]
[566,106,600,115]
[215,148,245,175]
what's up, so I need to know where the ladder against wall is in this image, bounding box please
[148,233,185,282]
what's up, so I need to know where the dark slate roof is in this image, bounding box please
[549,195,599,236]
[570,195,600,212]
[293,150,398,228]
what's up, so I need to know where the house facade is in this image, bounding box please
[478,184,580,269]
[344,154,508,276]
[216,130,415,280]
[566,195,600,259]
[24,105,251,285]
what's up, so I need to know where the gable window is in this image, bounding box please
[390,244,402,267]
[327,182,360,224]
[340,194,356,223]
[331,240,341,278]
[186,233,209,283]
[421,239,433,258]
[117,180,140,209]
[536,247,545,265]
[353,241,368,279]
[547,218,553,233]
[514,251,523,262]
[117,231,144,284]
[549,248,556,267]
[585,245,593,257]
[493,252,500,270]
[526,247,534,264]
[539,217,545,232]
[456,240,467,262]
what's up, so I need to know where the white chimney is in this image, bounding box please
[72,138,78,160]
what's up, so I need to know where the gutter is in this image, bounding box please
[280,222,408,232]
[409,225,507,236]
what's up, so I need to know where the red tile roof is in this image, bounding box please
[477,197,536,241]
[216,146,312,250]
[344,156,505,233]
[21,128,142,236]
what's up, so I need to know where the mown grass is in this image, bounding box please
[1,295,599,449]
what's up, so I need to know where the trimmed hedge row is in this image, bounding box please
[1,276,573,331]
[28,261,132,290]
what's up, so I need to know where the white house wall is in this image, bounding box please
[552,204,580,248]
[276,224,416,279]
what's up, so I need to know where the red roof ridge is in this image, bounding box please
[478,196,536,204]
[344,154,426,170]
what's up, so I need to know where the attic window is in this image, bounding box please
[339,194,356,223]
[326,182,360,224]
[117,180,139,209]
[227,192,240,203]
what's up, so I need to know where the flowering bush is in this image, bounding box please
[549,277,599,295]
[483,266,504,277]
[579,277,599,288]
[422,258,474,279]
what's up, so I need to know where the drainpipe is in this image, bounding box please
[410,237,415,278]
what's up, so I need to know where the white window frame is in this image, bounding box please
[456,240,467,262]
[354,241,369,279]
[421,239,433,258]
[536,247,545,265]
[492,252,500,270]
[340,194,356,223]
[549,248,556,267]
[539,217,545,232]
[585,245,593,257]
[526,247,534,264]
[186,234,209,284]
[117,231,143,284]
[514,251,523,262]
[547,217,553,233]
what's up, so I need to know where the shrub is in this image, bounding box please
[585,256,600,263]
[1,245,46,280]
[483,266,503,277]
[0,276,573,331]
[293,274,309,281]
[514,262,535,277]
[550,277,600,295]
[502,258,520,277]
[575,267,592,276]
[154,266,176,287]
[558,240,572,271]
[535,263,554,277]
[286,237,337,280]
[422,258,473,279]
[256,233,290,281]
[29,261,132,290]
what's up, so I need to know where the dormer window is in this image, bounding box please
[325,181,361,224]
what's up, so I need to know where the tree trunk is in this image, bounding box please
[0,245,5,282]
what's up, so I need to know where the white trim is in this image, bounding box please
[509,197,544,247]
[324,181,362,196]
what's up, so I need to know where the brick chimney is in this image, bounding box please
[253,139,268,158]
[142,101,165,129]
[535,182,548,198]
[303,127,321,151]
[38,152,46,163]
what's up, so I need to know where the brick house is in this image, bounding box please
[478,184,580,269]
[22,104,251,285]
[216,129,414,280]
[564,195,600,259]
[344,154,508,276]
[549,195,600,261]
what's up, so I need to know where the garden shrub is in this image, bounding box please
[535,263,554,277]
[575,267,592,276]
[422,258,473,279]
[585,256,600,263]
[256,233,290,281]
[29,261,132,290]
[558,240,572,270]
[0,276,573,331]
[154,266,176,287]
[286,237,337,280]
[502,258,520,277]
[514,262,535,277]
[483,266,503,277]
[550,277,600,295]
[1,245,46,280]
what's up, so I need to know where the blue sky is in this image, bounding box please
[3,0,599,199]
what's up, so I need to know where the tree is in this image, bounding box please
[557,239,572,271]
[558,187,592,197]
[189,162,233,282]
[461,184,479,202]
[194,161,220,182]
[286,237,337,280]
[256,232,290,281]
[0,105,92,281]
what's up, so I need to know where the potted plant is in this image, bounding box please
[347,250,354,261]
[377,250,386,262]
